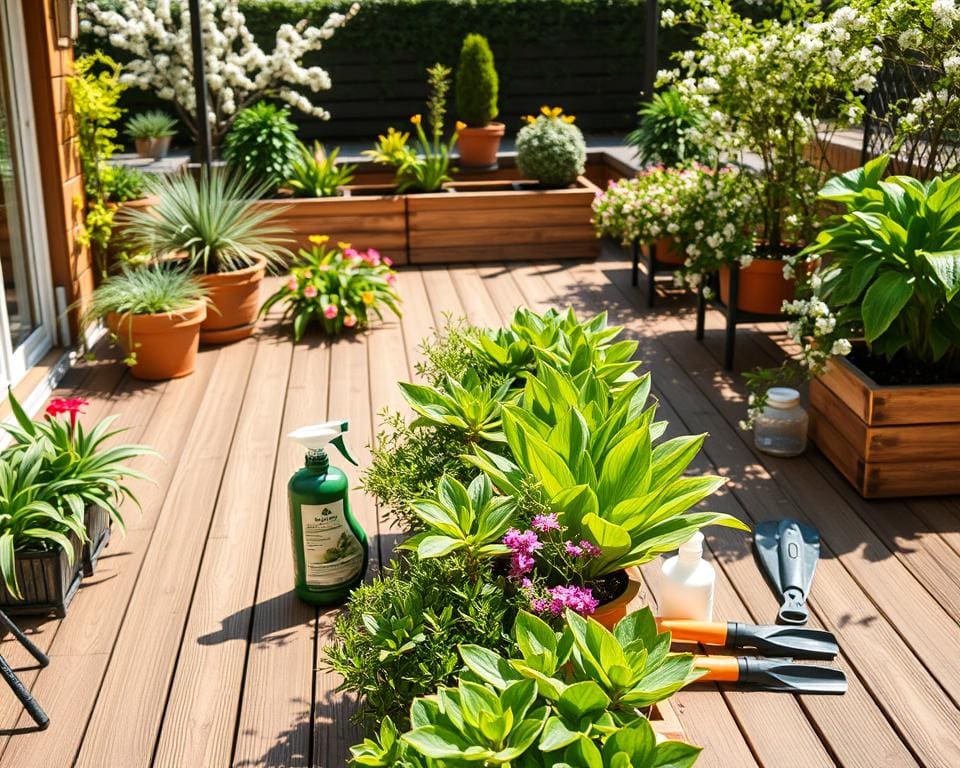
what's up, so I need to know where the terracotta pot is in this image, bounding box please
[592,566,645,630]
[649,237,685,266]
[198,256,267,344]
[108,195,159,263]
[719,258,795,315]
[107,299,206,380]
[134,135,172,160]
[456,123,506,168]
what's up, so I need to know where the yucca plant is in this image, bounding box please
[287,141,356,198]
[120,168,292,274]
[124,110,177,140]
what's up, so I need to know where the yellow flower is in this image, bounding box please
[550,106,563,118]
[540,105,551,116]
[410,114,422,125]
[338,241,352,250]
[522,114,536,124]
[455,121,466,132]
[361,291,375,305]
[309,235,330,245]
[562,114,576,124]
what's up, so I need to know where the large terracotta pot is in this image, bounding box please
[719,258,795,315]
[198,256,267,344]
[456,123,506,168]
[135,136,172,160]
[592,566,645,630]
[649,237,685,266]
[107,299,206,380]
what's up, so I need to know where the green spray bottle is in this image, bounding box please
[287,421,368,605]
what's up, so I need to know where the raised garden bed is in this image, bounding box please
[809,355,960,498]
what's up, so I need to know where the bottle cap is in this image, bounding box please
[766,387,800,409]
[288,421,358,466]
[679,532,704,562]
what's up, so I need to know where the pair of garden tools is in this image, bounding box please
[0,610,50,729]
[658,619,847,695]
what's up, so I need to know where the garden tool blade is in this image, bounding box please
[754,519,820,625]
[695,656,847,695]
[658,619,838,660]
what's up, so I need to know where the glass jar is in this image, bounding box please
[754,387,808,457]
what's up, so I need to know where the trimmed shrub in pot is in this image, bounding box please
[82,266,208,379]
[455,33,504,169]
[516,106,586,187]
[222,102,300,196]
[124,110,177,160]
[120,169,293,343]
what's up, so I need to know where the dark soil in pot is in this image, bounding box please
[847,344,960,386]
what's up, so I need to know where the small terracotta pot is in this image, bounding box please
[648,237,685,266]
[198,256,267,344]
[107,299,206,380]
[719,258,795,315]
[134,136,172,160]
[592,566,645,630]
[456,123,506,168]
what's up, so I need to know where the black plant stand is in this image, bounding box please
[0,610,49,729]
[631,239,680,308]
[695,264,785,371]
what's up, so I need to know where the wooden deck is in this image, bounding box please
[2,250,959,767]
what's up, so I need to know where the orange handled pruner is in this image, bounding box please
[693,655,847,695]
[657,619,838,660]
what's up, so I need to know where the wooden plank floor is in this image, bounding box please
[2,250,959,767]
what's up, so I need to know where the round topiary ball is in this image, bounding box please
[516,109,587,187]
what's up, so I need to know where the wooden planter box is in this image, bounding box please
[82,504,112,577]
[254,192,408,266]
[406,176,601,264]
[0,534,83,617]
[809,355,960,498]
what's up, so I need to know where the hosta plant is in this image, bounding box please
[287,141,356,198]
[261,236,400,339]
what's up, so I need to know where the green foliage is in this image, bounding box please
[325,553,514,729]
[363,127,416,168]
[84,266,207,320]
[222,102,300,194]
[350,608,702,767]
[467,364,747,580]
[399,474,514,569]
[626,88,712,168]
[287,141,356,198]
[260,238,400,339]
[124,110,177,140]
[805,155,960,369]
[415,314,498,387]
[456,33,499,127]
[120,168,292,274]
[399,369,519,443]
[102,164,146,203]
[516,108,587,187]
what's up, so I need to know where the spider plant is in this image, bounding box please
[287,141,356,198]
[83,265,207,321]
[0,445,86,599]
[119,168,293,274]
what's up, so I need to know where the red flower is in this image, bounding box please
[46,397,88,429]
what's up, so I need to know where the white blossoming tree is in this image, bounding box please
[81,0,358,145]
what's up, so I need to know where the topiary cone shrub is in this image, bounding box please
[516,107,587,187]
[454,33,505,168]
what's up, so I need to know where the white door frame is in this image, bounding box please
[0,0,58,388]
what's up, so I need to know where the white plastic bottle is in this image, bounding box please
[659,532,716,621]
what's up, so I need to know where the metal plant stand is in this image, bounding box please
[631,240,678,308]
[0,610,49,729]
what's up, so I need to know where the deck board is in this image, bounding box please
[1,255,958,767]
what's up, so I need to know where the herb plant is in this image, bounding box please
[456,33,499,127]
[626,87,712,168]
[516,106,586,187]
[222,101,300,194]
[124,110,177,140]
[287,141,356,198]
[260,236,400,339]
[102,164,146,203]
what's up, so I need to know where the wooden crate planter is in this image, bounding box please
[0,535,83,617]
[82,504,112,577]
[253,192,408,266]
[406,176,602,264]
[809,355,960,498]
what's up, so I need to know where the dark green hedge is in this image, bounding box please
[82,0,692,142]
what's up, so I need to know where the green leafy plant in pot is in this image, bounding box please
[120,168,293,343]
[626,87,713,168]
[222,101,300,196]
[124,110,177,160]
[455,33,504,169]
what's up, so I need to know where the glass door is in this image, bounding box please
[0,0,56,388]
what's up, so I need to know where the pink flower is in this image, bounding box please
[503,528,542,555]
[46,397,88,429]
[547,585,599,616]
[303,285,318,298]
[343,248,360,259]
[343,314,357,328]
[530,597,551,614]
[579,540,602,558]
[365,248,381,265]
[564,541,583,558]
[531,513,560,533]
[324,304,338,319]
[383,256,394,267]
[286,277,298,291]
[386,273,397,286]
[509,553,535,579]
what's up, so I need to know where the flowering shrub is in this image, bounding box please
[81,0,357,144]
[516,106,586,186]
[260,236,400,340]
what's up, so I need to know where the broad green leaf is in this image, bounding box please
[861,270,915,342]
[416,535,465,559]
[924,250,960,300]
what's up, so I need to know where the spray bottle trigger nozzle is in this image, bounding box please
[331,435,358,466]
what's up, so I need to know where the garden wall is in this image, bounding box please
[82,0,691,141]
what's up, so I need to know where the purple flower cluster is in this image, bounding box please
[564,540,602,558]
[530,585,599,617]
[531,513,560,532]
[503,528,542,579]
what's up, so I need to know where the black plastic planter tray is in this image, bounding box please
[0,537,83,618]
[83,504,112,577]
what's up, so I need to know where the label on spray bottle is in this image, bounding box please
[300,500,364,587]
